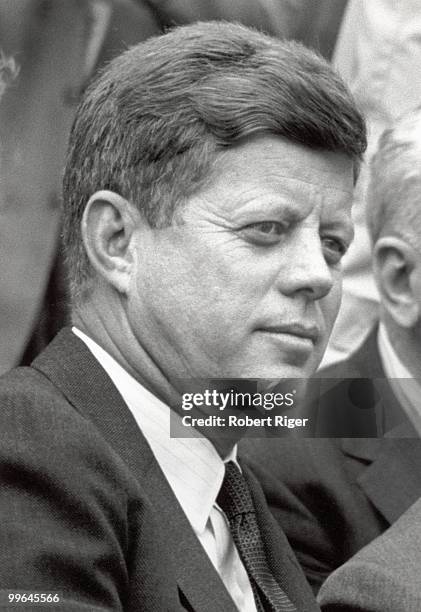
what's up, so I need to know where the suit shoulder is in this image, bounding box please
[1,367,80,433]
[1,365,90,427]
[0,365,129,480]
[0,364,65,400]
[318,556,421,612]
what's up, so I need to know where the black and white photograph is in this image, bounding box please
[1,1,421,610]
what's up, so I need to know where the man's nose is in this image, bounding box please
[275,231,335,300]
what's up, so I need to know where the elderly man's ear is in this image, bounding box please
[373,236,421,328]
[81,190,141,294]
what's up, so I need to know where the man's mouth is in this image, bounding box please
[257,323,320,344]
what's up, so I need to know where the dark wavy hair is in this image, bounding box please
[62,21,366,302]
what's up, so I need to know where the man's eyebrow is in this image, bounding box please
[233,196,307,221]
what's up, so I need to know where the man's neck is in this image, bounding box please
[72,304,179,407]
[383,317,421,379]
[72,305,240,459]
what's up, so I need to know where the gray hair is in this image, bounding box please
[368,107,421,247]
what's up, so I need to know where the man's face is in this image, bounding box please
[127,135,354,381]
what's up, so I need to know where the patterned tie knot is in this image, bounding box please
[217,461,255,519]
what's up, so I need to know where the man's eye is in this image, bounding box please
[240,221,286,245]
[322,236,347,265]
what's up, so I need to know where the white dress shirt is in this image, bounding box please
[377,323,421,436]
[73,327,257,612]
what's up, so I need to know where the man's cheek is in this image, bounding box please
[323,285,343,332]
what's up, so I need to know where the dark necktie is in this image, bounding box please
[217,461,296,612]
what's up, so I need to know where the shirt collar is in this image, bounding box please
[72,327,237,534]
[377,322,412,379]
[377,322,421,434]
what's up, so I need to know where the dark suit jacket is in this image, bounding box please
[318,497,421,611]
[0,328,319,611]
[241,329,421,593]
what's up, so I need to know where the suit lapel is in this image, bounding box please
[342,427,421,524]
[32,328,157,478]
[32,328,238,612]
[145,460,238,612]
[338,331,421,524]
[351,334,411,432]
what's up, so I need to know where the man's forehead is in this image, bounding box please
[211,134,355,193]
[180,142,354,239]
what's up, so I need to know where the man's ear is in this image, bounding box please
[81,190,140,294]
[373,236,420,328]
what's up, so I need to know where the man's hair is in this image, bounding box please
[62,21,367,302]
[368,107,421,247]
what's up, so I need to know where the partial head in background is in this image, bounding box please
[368,107,421,375]
[62,21,366,391]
